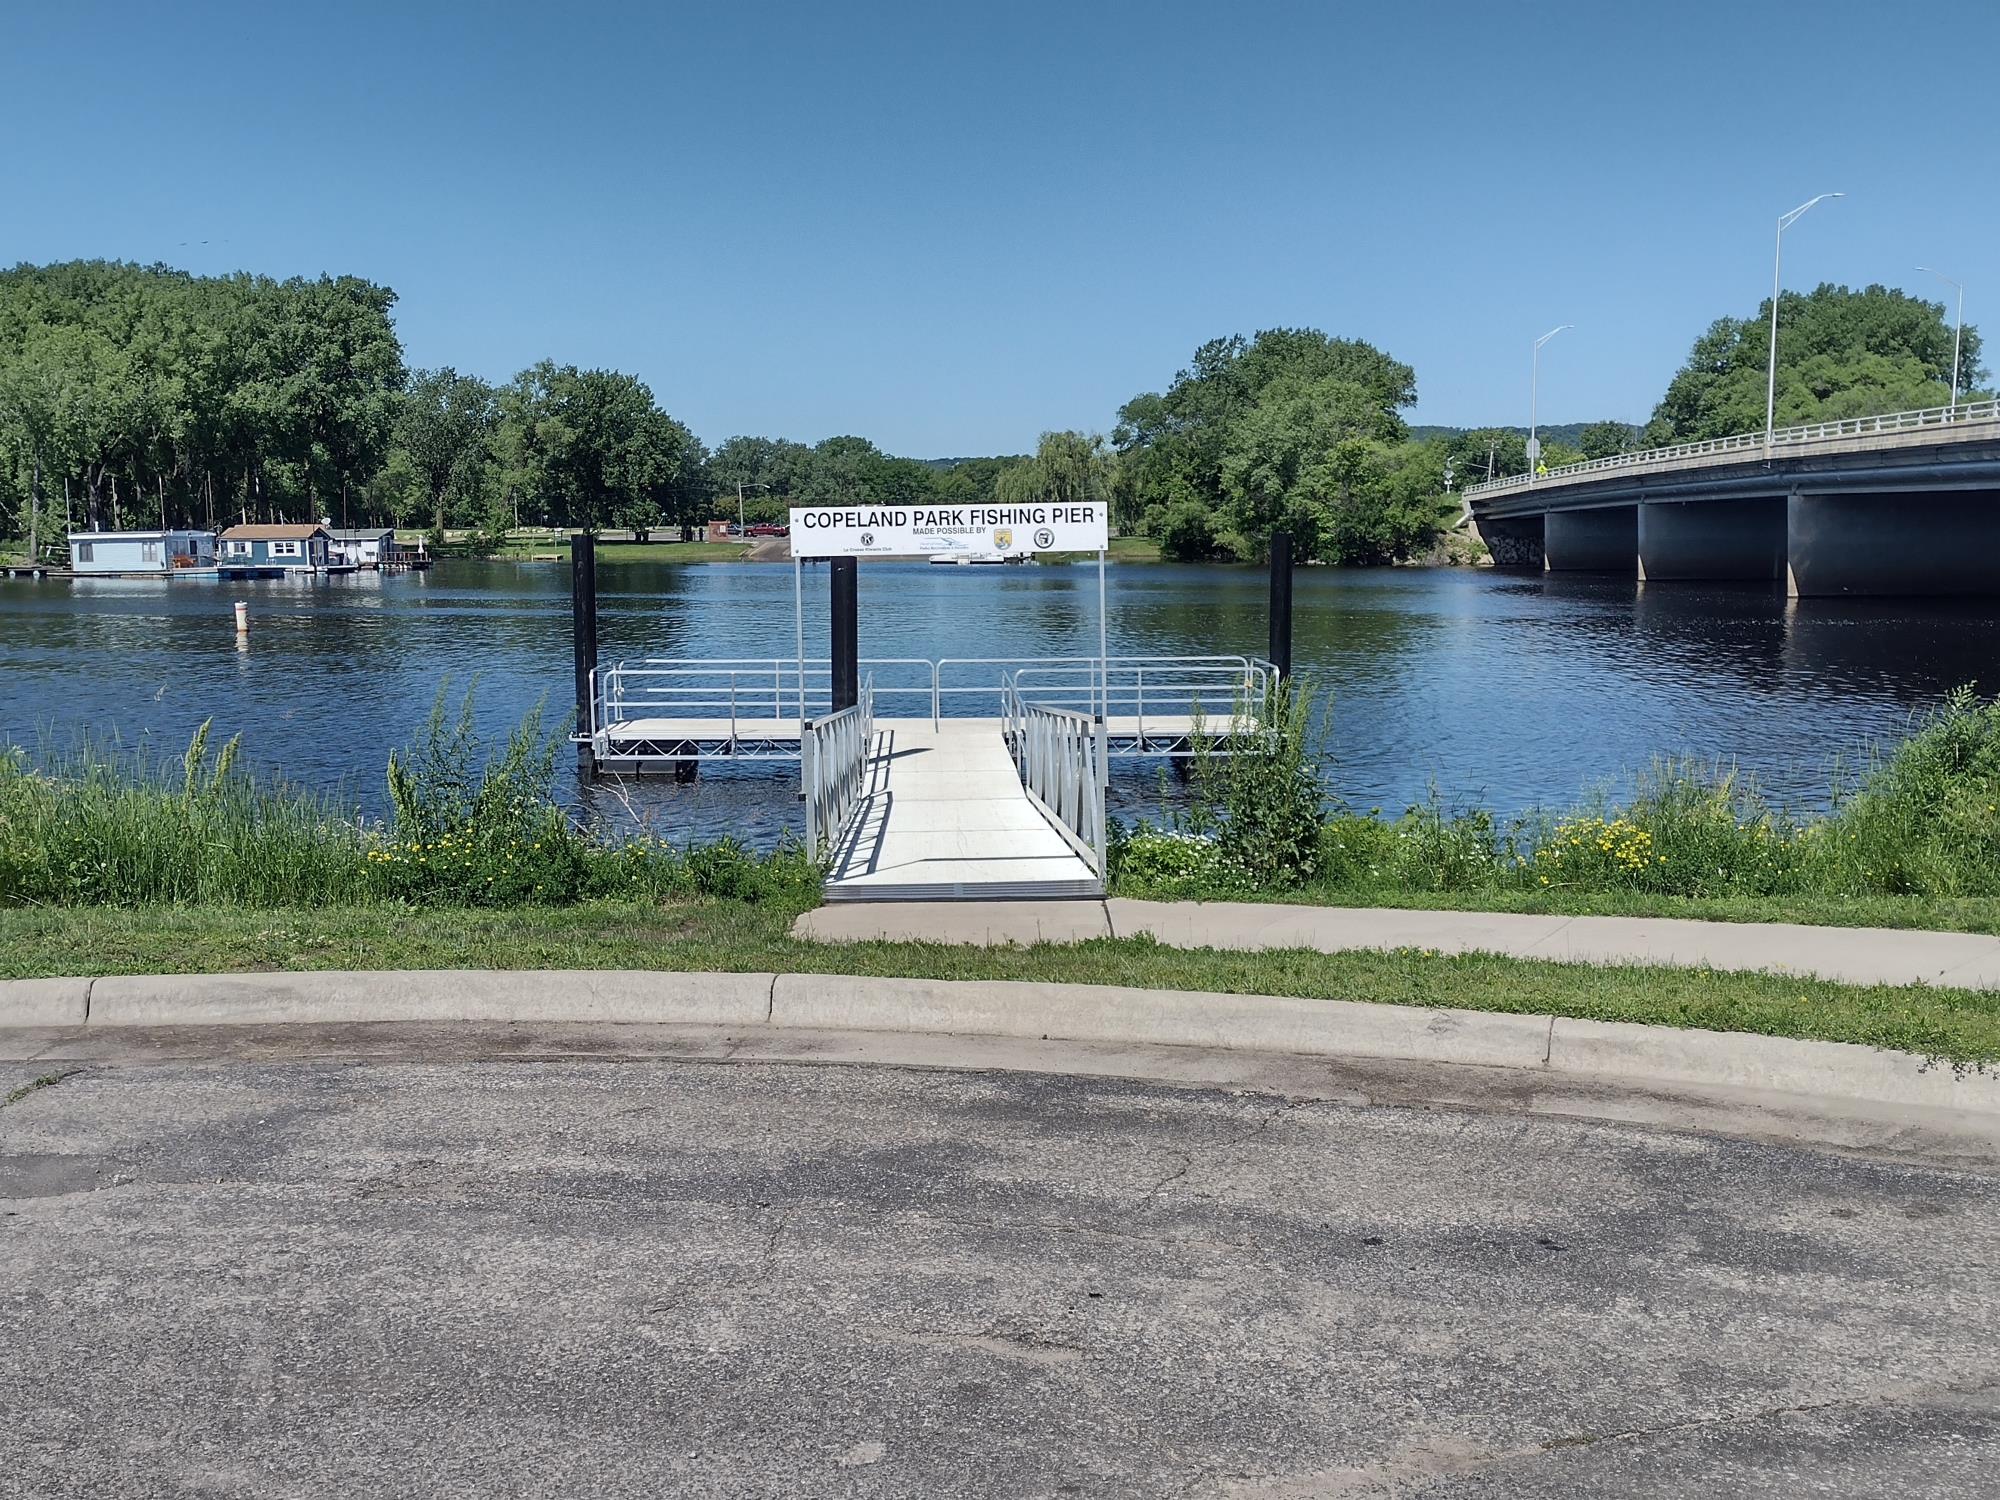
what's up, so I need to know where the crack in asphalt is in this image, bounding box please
[1135,1098,1305,1212]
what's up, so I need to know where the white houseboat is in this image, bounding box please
[67,529,217,576]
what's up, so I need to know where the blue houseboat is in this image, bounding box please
[217,523,335,578]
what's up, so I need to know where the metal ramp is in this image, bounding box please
[820,719,1102,901]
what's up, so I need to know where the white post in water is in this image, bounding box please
[233,601,248,635]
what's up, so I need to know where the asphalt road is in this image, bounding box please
[3,1034,1997,1497]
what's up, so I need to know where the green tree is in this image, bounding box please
[500,362,705,534]
[391,369,499,533]
[1576,420,1636,460]
[1647,283,1985,444]
[1115,328,1422,562]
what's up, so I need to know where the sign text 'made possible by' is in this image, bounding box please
[788,501,1109,558]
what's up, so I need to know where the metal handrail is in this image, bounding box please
[595,658,933,733]
[802,676,874,858]
[1464,396,2000,501]
[1005,659,1273,730]
[936,655,1271,726]
[1003,674,1108,875]
[588,656,1274,739]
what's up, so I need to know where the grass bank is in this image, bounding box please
[1116,684,2000,927]
[451,538,754,565]
[2,899,1996,1067]
[1042,536,1164,564]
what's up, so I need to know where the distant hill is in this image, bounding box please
[1407,421,1633,445]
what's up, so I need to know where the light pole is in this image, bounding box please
[1528,325,1571,486]
[735,481,769,534]
[1917,266,1965,415]
[1765,192,1844,454]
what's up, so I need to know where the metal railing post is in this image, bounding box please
[1093,715,1109,875]
[802,727,819,854]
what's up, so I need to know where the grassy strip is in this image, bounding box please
[3,900,1996,1068]
[1042,537,1164,565]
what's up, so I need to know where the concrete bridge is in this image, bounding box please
[1466,400,2000,595]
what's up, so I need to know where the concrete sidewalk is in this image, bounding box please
[793,897,2000,990]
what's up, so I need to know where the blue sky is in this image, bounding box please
[4,1,1991,455]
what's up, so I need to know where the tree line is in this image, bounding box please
[0,261,1985,565]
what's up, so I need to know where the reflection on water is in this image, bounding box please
[4,562,1996,846]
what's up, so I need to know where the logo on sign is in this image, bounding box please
[1033,526,1055,549]
[992,528,1013,551]
[860,532,875,547]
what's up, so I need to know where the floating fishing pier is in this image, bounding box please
[569,507,1297,902]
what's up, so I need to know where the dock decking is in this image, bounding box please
[595,713,1254,766]
[822,721,1100,900]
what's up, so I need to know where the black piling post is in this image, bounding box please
[831,557,859,710]
[571,532,598,768]
[1267,530,1293,678]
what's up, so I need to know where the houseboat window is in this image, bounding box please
[273,541,300,557]
[143,543,161,563]
[75,542,93,563]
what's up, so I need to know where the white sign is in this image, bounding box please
[789,502,1109,559]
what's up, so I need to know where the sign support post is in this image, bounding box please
[793,553,806,729]
[570,532,597,768]
[1097,547,1108,718]
[1268,530,1293,679]
[831,557,858,711]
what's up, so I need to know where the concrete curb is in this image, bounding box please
[3,978,92,1028]
[767,973,1553,1070]
[83,970,775,1029]
[2,968,1994,1117]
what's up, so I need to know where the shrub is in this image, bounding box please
[1111,829,1248,896]
[1187,674,1329,887]
[1821,687,2000,895]
[1387,797,1505,891]
[1156,501,1225,562]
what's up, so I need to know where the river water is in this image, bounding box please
[4,560,1996,842]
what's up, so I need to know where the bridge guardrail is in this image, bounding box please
[1003,675,1108,876]
[1464,397,2000,502]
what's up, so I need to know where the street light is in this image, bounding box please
[1528,325,1572,487]
[735,480,769,535]
[1917,265,1965,414]
[1765,192,1844,454]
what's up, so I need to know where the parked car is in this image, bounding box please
[745,523,789,537]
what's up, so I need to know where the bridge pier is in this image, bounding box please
[1475,515,1544,569]
[1787,490,2000,597]
[1638,498,1784,582]
[1543,506,1636,573]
